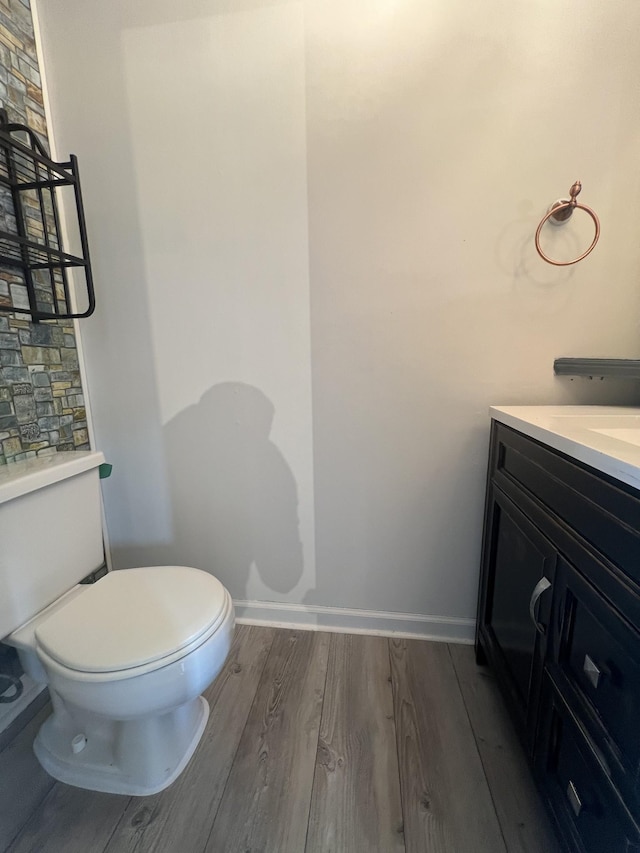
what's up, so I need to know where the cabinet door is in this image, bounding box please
[478,486,557,749]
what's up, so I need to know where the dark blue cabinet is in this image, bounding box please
[477,422,640,853]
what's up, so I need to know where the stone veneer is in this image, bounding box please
[0,0,89,464]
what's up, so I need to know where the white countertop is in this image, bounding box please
[490,406,640,491]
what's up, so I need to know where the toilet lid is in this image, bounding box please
[35,566,229,673]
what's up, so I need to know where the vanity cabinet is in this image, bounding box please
[476,421,640,853]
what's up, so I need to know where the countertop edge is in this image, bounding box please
[489,406,640,492]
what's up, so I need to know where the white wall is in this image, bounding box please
[36,0,317,606]
[36,0,640,628]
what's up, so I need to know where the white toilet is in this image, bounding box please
[0,451,235,796]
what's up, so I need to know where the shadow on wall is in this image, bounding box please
[112,382,303,600]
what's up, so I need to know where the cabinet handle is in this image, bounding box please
[583,654,601,689]
[529,576,552,634]
[567,780,582,817]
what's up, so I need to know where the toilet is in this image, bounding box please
[0,451,235,796]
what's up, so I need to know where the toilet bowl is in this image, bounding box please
[8,565,235,796]
[0,451,236,795]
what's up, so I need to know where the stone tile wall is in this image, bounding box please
[0,0,89,464]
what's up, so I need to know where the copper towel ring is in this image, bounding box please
[534,180,600,266]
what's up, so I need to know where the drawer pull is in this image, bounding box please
[567,780,582,817]
[529,576,552,634]
[583,654,601,689]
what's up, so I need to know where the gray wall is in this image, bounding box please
[36,0,640,624]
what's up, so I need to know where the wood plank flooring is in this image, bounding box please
[449,645,562,853]
[306,634,403,853]
[390,639,508,853]
[0,626,558,853]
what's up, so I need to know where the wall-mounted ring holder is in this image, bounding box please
[534,180,600,266]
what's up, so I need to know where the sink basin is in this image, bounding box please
[590,427,640,449]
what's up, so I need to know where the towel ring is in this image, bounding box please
[534,181,600,266]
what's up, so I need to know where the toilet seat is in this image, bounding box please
[35,566,230,677]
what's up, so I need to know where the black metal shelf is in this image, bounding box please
[0,109,95,322]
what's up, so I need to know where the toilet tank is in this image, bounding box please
[0,451,106,639]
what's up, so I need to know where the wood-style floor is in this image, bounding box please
[0,626,561,853]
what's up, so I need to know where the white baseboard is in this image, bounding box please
[233,599,476,644]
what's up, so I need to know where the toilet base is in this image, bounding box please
[34,694,210,796]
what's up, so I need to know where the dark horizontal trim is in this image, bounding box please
[554,358,640,379]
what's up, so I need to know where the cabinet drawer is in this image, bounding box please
[550,558,640,811]
[492,424,640,587]
[536,680,640,853]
